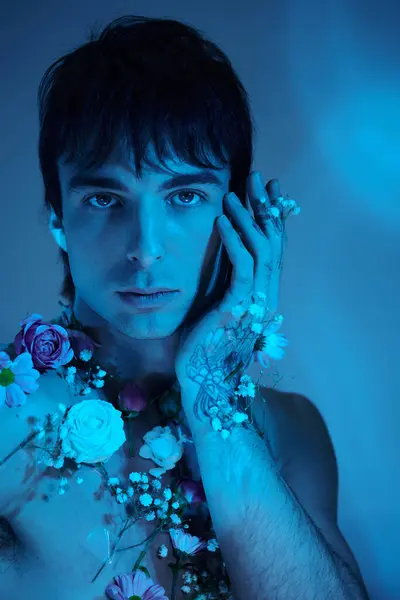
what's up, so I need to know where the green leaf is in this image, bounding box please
[136,565,150,578]
[127,410,140,419]
[128,596,142,600]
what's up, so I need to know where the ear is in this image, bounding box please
[48,206,68,253]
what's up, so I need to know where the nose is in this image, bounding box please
[128,248,164,268]
[126,212,166,268]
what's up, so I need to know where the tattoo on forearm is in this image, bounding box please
[185,317,258,424]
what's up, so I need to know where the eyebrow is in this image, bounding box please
[67,170,224,194]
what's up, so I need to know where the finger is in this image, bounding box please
[266,268,281,314]
[247,172,283,237]
[224,192,270,260]
[266,179,281,203]
[246,171,271,210]
[216,215,254,314]
[224,192,272,296]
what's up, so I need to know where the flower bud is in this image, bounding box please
[118,381,148,414]
[177,478,206,506]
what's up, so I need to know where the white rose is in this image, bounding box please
[139,425,184,477]
[59,400,126,464]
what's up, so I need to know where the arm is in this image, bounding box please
[182,386,370,600]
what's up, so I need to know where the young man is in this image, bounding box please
[0,14,369,600]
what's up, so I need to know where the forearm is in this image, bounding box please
[186,420,368,600]
[212,471,366,600]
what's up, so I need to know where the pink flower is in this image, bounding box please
[177,478,206,506]
[105,570,168,600]
[14,313,74,371]
[118,381,148,413]
[0,350,40,408]
[169,528,207,556]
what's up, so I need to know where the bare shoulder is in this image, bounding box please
[0,346,69,510]
[252,386,327,472]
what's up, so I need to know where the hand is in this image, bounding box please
[175,172,290,405]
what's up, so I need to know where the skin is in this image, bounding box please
[49,142,232,401]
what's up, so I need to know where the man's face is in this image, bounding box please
[55,145,231,340]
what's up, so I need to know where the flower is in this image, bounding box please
[158,544,168,558]
[177,479,206,506]
[59,399,126,464]
[181,585,191,594]
[139,493,153,507]
[118,381,148,413]
[206,539,219,552]
[170,513,182,525]
[163,488,172,501]
[108,477,120,486]
[129,471,142,484]
[169,528,207,556]
[157,385,182,419]
[105,570,168,600]
[276,194,301,219]
[252,314,288,369]
[0,350,40,408]
[234,374,256,399]
[14,313,74,370]
[139,426,184,478]
[65,328,100,362]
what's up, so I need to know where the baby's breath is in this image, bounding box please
[0,247,296,599]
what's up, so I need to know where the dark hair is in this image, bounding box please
[38,15,256,308]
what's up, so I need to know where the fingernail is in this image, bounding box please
[228,192,241,204]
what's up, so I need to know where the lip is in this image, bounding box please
[117,290,180,310]
[119,287,178,294]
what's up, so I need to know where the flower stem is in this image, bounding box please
[116,524,161,552]
[0,431,39,468]
[91,516,132,583]
[170,557,182,600]
[224,360,244,384]
[131,526,162,572]
[127,416,134,459]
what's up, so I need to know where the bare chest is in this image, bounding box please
[10,450,203,600]
[4,374,288,600]
[7,426,206,600]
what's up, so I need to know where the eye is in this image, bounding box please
[84,190,207,210]
[168,189,207,208]
[84,193,121,209]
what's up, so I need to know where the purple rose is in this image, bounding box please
[118,381,148,413]
[14,313,74,371]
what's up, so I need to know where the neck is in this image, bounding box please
[71,298,181,402]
